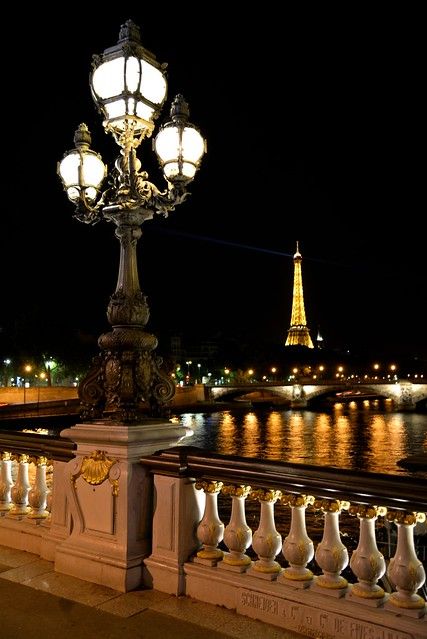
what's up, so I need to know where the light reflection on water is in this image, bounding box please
[175,407,427,477]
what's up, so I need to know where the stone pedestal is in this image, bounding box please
[55,419,192,592]
[144,474,204,595]
[40,460,71,561]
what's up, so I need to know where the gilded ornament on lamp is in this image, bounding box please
[281,493,314,508]
[195,480,223,494]
[221,484,251,498]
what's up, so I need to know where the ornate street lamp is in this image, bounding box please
[58,20,205,421]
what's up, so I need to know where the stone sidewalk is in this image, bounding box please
[0,546,304,639]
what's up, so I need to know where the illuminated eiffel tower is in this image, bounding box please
[285,241,314,348]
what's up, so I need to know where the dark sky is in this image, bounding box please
[1,7,425,362]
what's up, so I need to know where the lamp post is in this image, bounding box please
[58,20,205,422]
[3,359,11,387]
[23,365,32,406]
[185,360,192,384]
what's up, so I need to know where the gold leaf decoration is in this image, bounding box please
[80,450,116,486]
[195,480,223,493]
[314,499,350,513]
[250,488,282,502]
[386,510,426,525]
[281,493,314,508]
[349,504,387,519]
[221,484,251,498]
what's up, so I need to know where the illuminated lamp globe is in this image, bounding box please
[90,20,167,138]
[58,124,106,203]
[154,94,205,183]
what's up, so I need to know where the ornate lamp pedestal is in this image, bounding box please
[78,207,176,423]
[55,21,205,591]
[56,420,192,592]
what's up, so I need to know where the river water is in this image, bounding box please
[5,399,426,477]
[171,401,427,478]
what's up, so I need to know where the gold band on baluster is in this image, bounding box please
[281,493,314,508]
[195,480,223,494]
[221,484,251,498]
[250,488,282,502]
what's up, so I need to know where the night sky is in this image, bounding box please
[1,7,425,364]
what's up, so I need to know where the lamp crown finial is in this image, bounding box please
[74,123,91,149]
[118,19,141,44]
[170,94,190,122]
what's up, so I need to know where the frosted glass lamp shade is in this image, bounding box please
[90,22,167,137]
[154,96,205,182]
[58,149,106,202]
[92,56,166,105]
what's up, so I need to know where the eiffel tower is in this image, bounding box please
[285,241,314,348]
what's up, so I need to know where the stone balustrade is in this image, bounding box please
[0,430,74,558]
[141,448,427,639]
[0,431,426,638]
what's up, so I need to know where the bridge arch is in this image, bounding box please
[208,385,293,403]
[207,381,427,411]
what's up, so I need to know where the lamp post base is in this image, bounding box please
[55,419,193,592]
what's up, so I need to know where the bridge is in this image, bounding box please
[207,379,427,410]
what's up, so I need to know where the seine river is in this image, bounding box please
[171,402,427,478]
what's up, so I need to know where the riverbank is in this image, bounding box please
[0,384,210,413]
[0,400,251,424]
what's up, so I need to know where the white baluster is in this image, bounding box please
[347,505,387,605]
[194,480,224,565]
[248,489,282,579]
[220,484,252,572]
[278,493,314,587]
[9,454,31,517]
[313,499,349,596]
[0,452,14,513]
[386,511,426,617]
[46,489,53,514]
[28,456,50,520]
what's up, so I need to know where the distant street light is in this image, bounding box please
[185,361,193,383]
[57,20,205,420]
[2,359,11,387]
[23,365,32,405]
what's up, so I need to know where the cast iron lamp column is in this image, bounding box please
[58,20,205,422]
